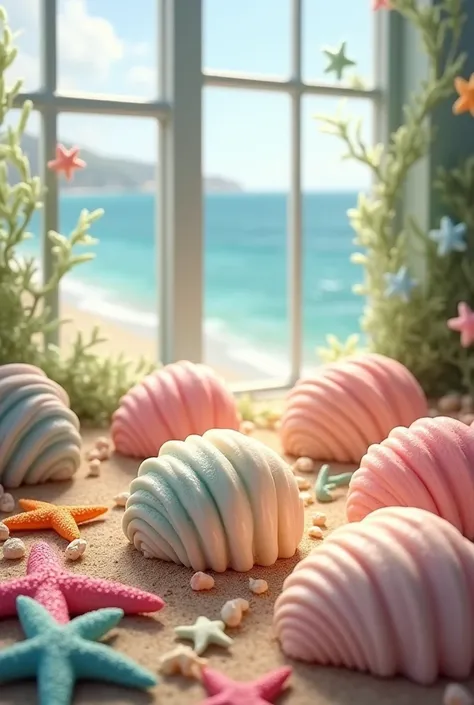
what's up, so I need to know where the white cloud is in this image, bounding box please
[126,65,156,95]
[126,41,151,59]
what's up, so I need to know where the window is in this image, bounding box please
[11,0,384,393]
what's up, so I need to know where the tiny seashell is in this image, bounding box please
[190,571,215,591]
[221,598,249,627]
[299,491,314,506]
[0,492,15,513]
[0,522,10,541]
[88,459,101,477]
[444,683,474,705]
[312,512,327,527]
[308,526,324,540]
[87,448,100,461]
[295,476,310,491]
[240,420,255,435]
[293,457,315,473]
[95,436,110,450]
[65,538,87,561]
[3,537,26,559]
[114,491,130,507]
[249,577,268,595]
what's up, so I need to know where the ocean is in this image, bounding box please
[21,191,364,377]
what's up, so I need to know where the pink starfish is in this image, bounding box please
[198,666,292,705]
[47,143,86,181]
[0,541,164,623]
[372,0,391,9]
[447,302,474,347]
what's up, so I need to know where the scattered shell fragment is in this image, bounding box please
[220,598,250,627]
[299,491,314,506]
[295,476,311,491]
[190,571,215,591]
[293,456,315,473]
[249,578,268,595]
[86,448,101,462]
[65,538,87,561]
[308,526,324,540]
[240,420,255,435]
[158,644,208,679]
[3,537,26,559]
[0,522,10,541]
[88,459,101,477]
[95,436,111,450]
[312,512,327,527]
[113,491,130,507]
[0,492,15,513]
[444,683,474,705]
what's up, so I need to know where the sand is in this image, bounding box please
[0,427,468,705]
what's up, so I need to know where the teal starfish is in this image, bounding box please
[323,41,356,80]
[0,596,157,705]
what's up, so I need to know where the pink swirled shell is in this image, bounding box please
[111,360,240,458]
[274,506,474,684]
[279,353,428,463]
[346,416,474,538]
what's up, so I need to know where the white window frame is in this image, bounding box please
[16,0,387,396]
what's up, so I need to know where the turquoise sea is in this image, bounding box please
[23,191,364,376]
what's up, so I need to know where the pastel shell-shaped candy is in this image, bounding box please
[0,363,81,488]
[279,353,428,464]
[111,361,240,458]
[346,416,474,538]
[274,506,474,684]
[122,428,304,572]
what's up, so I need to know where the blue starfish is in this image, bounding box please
[383,266,417,302]
[0,596,157,705]
[429,216,467,256]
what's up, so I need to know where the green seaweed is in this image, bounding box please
[0,7,155,426]
[316,0,474,397]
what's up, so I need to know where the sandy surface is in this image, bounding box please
[0,428,468,705]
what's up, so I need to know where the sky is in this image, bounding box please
[2,0,375,191]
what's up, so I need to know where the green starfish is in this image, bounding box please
[323,41,356,80]
[0,596,157,705]
[174,615,233,655]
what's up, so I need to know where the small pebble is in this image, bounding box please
[65,538,87,561]
[240,420,255,435]
[88,459,101,477]
[190,571,215,591]
[220,598,250,627]
[0,522,10,541]
[3,537,26,559]
[114,491,130,507]
[308,526,324,540]
[0,492,15,513]
[437,393,462,414]
[444,683,474,705]
[299,491,314,506]
[312,512,327,527]
[293,456,315,473]
[295,476,311,491]
[95,436,110,450]
[249,577,268,595]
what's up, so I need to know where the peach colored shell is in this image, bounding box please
[122,428,304,572]
[274,506,474,685]
[0,363,81,487]
[279,353,428,464]
[111,360,240,458]
[346,416,474,538]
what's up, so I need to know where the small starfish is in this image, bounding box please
[47,143,86,181]
[453,74,474,117]
[429,216,467,256]
[372,0,391,9]
[4,499,108,542]
[0,541,164,623]
[447,302,474,347]
[383,265,417,302]
[198,666,292,705]
[158,644,208,679]
[174,616,233,656]
[323,41,356,81]
[0,596,157,705]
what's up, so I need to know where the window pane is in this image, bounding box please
[203,88,290,383]
[302,96,373,369]
[56,114,158,364]
[303,0,374,87]
[3,0,40,92]
[57,0,158,98]
[204,0,290,77]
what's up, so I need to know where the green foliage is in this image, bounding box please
[316,334,363,364]
[316,0,474,397]
[0,8,154,426]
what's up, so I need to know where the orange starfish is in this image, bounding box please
[453,74,474,116]
[4,499,108,541]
